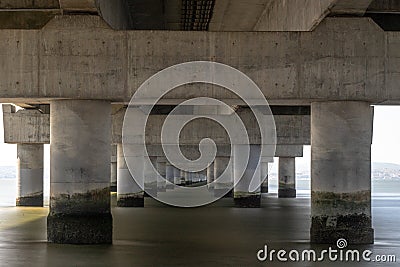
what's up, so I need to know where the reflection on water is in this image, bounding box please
[0,194,399,266]
[1,179,400,266]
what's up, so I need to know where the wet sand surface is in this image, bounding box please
[0,195,399,266]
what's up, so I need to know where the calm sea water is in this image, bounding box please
[0,178,400,266]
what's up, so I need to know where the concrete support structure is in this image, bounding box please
[117,144,144,207]
[260,162,269,194]
[214,157,233,198]
[311,101,374,244]
[180,170,187,186]
[173,167,181,185]
[144,156,157,197]
[234,145,261,208]
[16,144,44,207]
[165,163,174,189]
[207,163,215,190]
[278,157,296,198]
[47,100,112,244]
[156,157,166,192]
[110,145,117,192]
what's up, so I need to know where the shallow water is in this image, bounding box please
[0,195,399,266]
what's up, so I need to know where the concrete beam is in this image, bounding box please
[0,1,59,9]
[0,10,60,29]
[209,0,274,31]
[59,0,97,12]
[275,145,303,158]
[0,15,394,104]
[254,0,374,31]
[112,107,310,146]
[330,0,374,16]
[367,0,400,13]
[2,105,50,144]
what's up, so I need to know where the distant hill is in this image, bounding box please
[373,162,400,171]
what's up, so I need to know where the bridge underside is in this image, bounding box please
[0,0,397,246]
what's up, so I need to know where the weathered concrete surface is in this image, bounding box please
[210,0,373,32]
[0,16,396,105]
[254,0,374,31]
[156,157,166,192]
[95,0,133,30]
[214,156,233,198]
[48,100,112,244]
[260,162,268,193]
[207,162,215,189]
[234,145,261,208]
[16,143,44,207]
[311,101,374,244]
[165,162,174,189]
[0,0,132,29]
[278,157,296,198]
[0,1,59,9]
[210,0,274,31]
[330,0,374,15]
[367,0,400,13]
[0,10,60,29]
[144,156,157,197]
[110,144,117,192]
[113,107,309,146]
[116,144,144,207]
[275,145,303,157]
[2,105,49,144]
[59,0,96,12]
[173,166,182,185]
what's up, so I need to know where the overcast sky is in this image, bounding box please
[0,106,399,168]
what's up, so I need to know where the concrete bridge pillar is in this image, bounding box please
[180,170,187,185]
[207,162,215,190]
[117,143,144,207]
[144,156,157,197]
[110,145,117,192]
[156,157,166,192]
[234,145,261,208]
[16,144,44,207]
[173,166,181,185]
[311,101,374,244]
[165,162,174,189]
[47,100,112,244]
[260,162,269,194]
[278,157,296,198]
[214,156,232,198]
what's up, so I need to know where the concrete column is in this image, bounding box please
[156,157,166,192]
[48,100,112,244]
[260,162,269,194]
[311,101,373,244]
[16,144,44,207]
[110,145,117,192]
[117,143,144,207]
[207,162,215,190]
[144,156,157,197]
[185,171,193,185]
[173,167,181,185]
[214,157,233,198]
[278,157,296,198]
[165,162,174,189]
[234,145,261,208]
